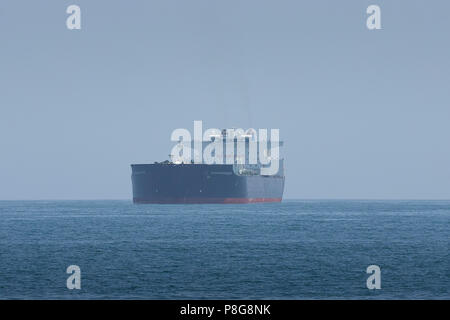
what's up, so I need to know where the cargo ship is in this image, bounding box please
[131,129,284,204]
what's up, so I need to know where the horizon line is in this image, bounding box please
[1,198,450,201]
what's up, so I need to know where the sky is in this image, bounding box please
[0,0,449,200]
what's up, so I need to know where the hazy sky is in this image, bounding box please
[1,0,449,200]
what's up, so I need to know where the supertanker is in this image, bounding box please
[131,129,284,204]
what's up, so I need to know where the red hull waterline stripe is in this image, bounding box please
[134,197,282,204]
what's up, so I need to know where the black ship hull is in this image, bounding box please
[131,163,284,204]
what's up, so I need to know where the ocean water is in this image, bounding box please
[0,200,448,300]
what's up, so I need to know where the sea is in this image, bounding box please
[0,200,448,299]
